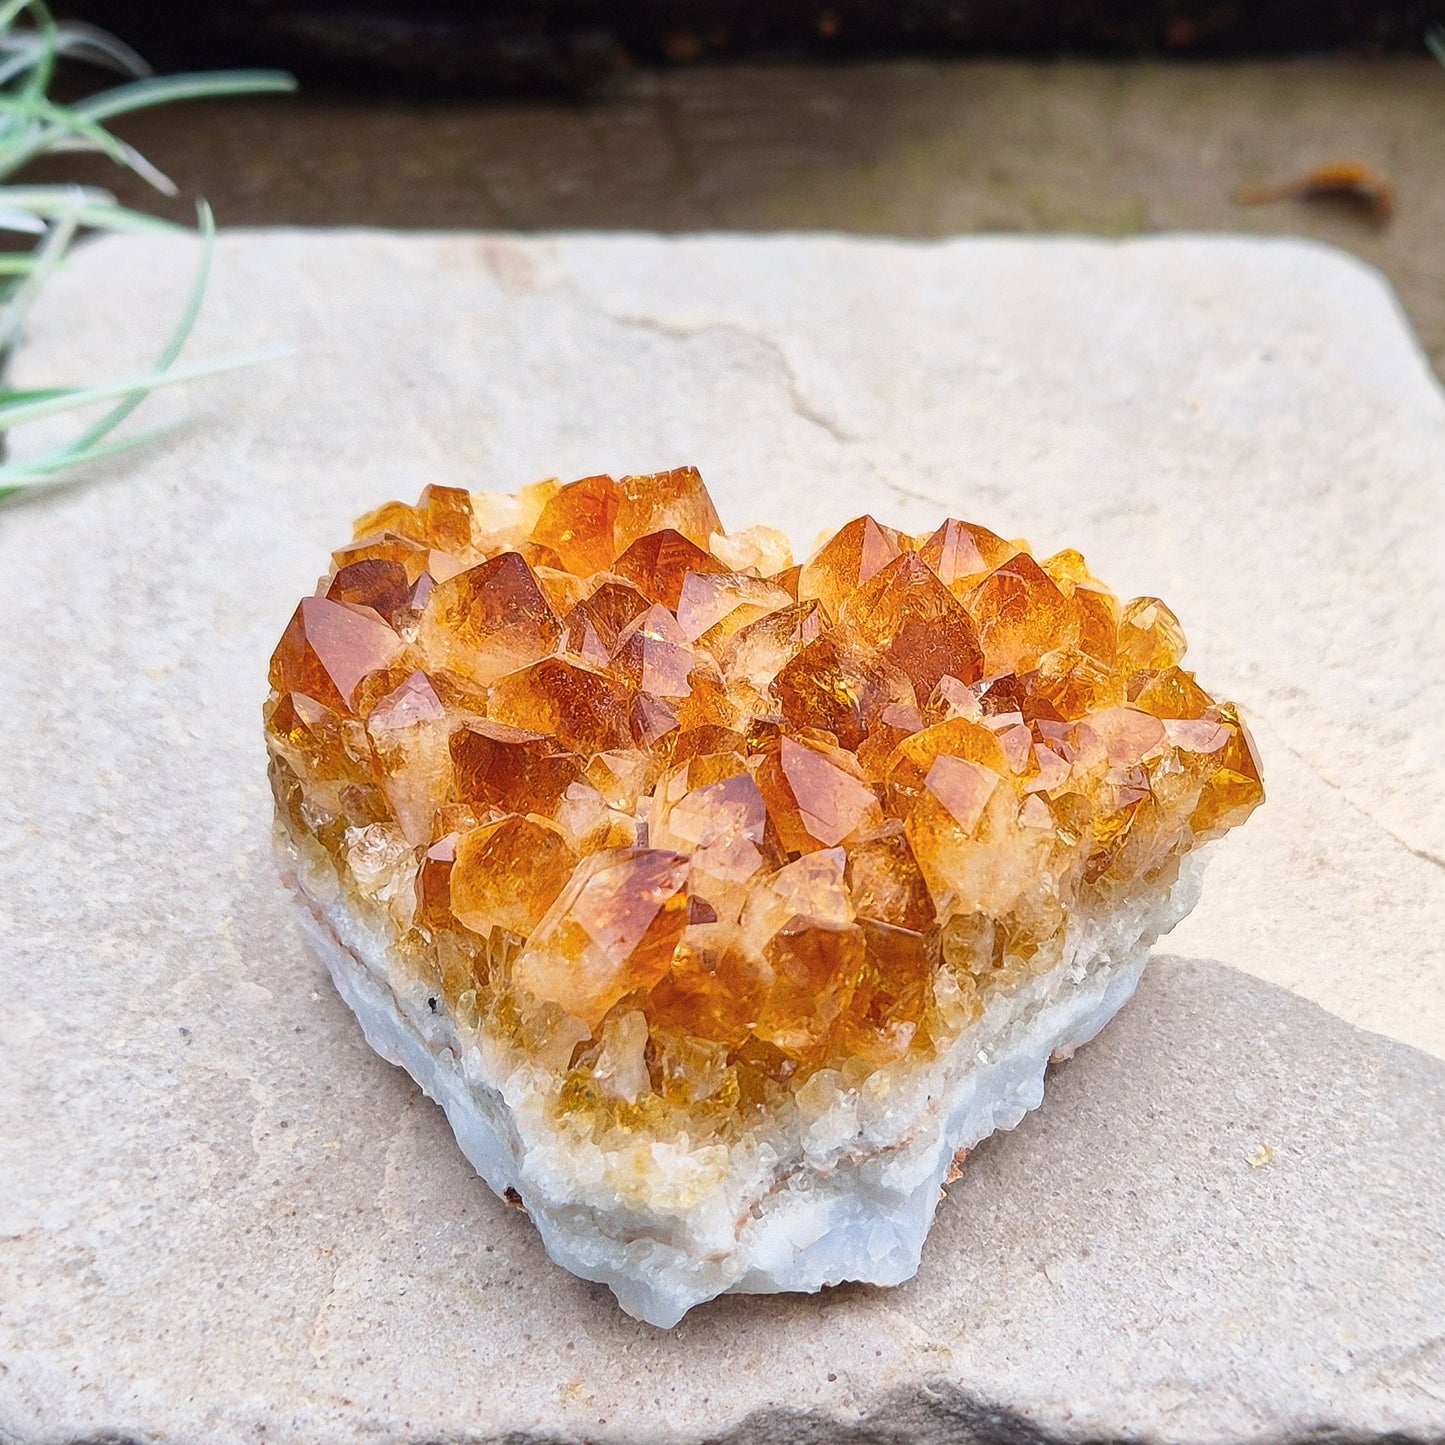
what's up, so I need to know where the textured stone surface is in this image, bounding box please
[0,231,1441,1442]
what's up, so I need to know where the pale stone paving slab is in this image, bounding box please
[0,231,1440,1444]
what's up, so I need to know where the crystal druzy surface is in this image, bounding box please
[265,468,1261,1284]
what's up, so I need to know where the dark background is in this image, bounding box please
[59,1,1445,92]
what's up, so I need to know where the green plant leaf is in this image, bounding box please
[0,94,177,192]
[0,384,71,402]
[0,416,186,497]
[0,186,76,349]
[0,4,296,501]
[0,185,180,232]
[0,346,285,428]
[73,69,297,124]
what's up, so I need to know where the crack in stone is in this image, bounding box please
[572,298,860,444]
[1258,722,1445,875]
[555,286,960,520]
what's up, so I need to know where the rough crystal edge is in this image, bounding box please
[281,834,1205,1327]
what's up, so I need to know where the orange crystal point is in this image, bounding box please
[1118,596,1188,672]
[365,670,454,845]
[413,483,477,552]
[757,734,883,852]
[923,753,1004,834]
[648,937,767,1049]
[488,657,634,754]
[676,570,794,645]
[348,485,476,556]
[915,517,1015,593]
[846,551,984,694]
[798,515,904,621]
[744,849,865,1062]
[772,631,898,751]
[1131,665,1214,720]
[613,528,724,610]
[845,822,936,932]
[968,552,1081,676]
[414,834,457,935]
[533,474,625,576]
[719,598,824,704]
[265,690,375,799]
[653,769,769,920]
[615,466,723,552]
[513,848,692,1028]
[416,551,561,686]
[267,467,1264,1152]
[269,595,406,714]
[331,532,433,586]
[1191,705,1265,835]
[842,917,936,1067]
[451,719,583,817]
[451,814,579,936]
[327,558,413,623]
[906,766,1042,918]
[349,497,426,545]
[612,603,696,698]
[561,579,650,665]
[885,717,1010,798]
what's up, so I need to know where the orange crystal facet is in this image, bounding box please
[616,466,723,552]
[451,815,579,936]
[513,848,691,1028]
[266,467,1262,1139]
[533,474,625,576]
[269,595,406,714]
[797,515,904,621]
[613,528,725,609]
[416,551,561,685]
[846,551,984,694]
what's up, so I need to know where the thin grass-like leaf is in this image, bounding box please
[49,19,150,78]
[0,93,136,160]
[0,190,177,232]
[0,187,178,232]
[36,129,176,193]
[73,68,296,123]
[16,1,59,112]
[0,205,45,231]
[0,181,116,206]
[0,416,186,497]
[0,346,286,428]
[43,195,221,446]
[0,0,40,30]
[0,4,295,500]
[0,69,294,181]
[0,190,76,349]
[0,38,45,88]
[0,384,72,402]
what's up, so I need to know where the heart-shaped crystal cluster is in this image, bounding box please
[266,467,1261,1142]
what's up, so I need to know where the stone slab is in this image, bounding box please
[0,230,1441,1444]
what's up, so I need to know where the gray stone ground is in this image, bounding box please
[0,231,1441,1443]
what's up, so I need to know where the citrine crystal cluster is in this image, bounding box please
[266,466,1261,1325]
